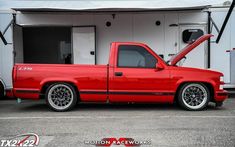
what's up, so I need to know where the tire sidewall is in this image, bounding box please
[178,83,210,111]
[46,83,77,112]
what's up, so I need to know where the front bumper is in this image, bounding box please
[215,90,228,102]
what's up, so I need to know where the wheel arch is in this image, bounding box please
[174,81,215,103]
[40,80,80,99]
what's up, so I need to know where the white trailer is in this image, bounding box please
[209,6,235,88]
[0,0,234,98]
[0,10,14,97]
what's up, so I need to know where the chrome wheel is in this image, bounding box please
[47,84,74,111]
[181,83,208,110]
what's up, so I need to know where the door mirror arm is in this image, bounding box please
[155,62,164,70]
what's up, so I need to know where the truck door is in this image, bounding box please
[72,26,96,64]
[109,44,173,103]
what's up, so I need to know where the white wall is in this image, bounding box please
[16,11,207,65]
[1,8,235,88]
[1,9,234,89]
[133,14,165,55]
[17,12,207,64]
[164,13,179,61]
[231,12,235,49]
[210,9,235,83]
[1,11,209,88]
[95,14,133,64]
[0,13,13,88]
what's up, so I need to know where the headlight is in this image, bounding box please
[220,76,224,90]
[220,76,224,82]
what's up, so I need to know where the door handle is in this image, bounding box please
[115,72,123,76]
[168,53,175,57]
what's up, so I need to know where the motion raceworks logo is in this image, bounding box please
[84,137,151,146]
[0,133,39,147]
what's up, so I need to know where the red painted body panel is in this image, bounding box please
[13,65,108,102]
[10,35,227,104]
[109,42,173,103]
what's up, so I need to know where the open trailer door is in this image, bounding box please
[72,26,96,64]
[13,24,23,63]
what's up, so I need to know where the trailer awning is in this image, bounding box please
[0,0,232,12]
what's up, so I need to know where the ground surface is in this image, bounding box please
[0,98,235,147]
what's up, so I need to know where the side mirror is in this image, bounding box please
[156,62,164,70]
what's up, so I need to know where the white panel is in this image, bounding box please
[179,12,207,23]
[164,13,179,61]
[1,44,13,88]
[95,14,132,64]
[230,12,235,83]
[210,11,231,83]
[17,14,96,26]
[72,27,95,64]
[0,0,229,11]
[94,14,111,64]
[0,14,3,79]
[0,13,12,42]
[17,14,73,25]
[0,43,3,81]
[133,13,164,55]
[231,12,235,49]
[179,25,207,68]
[0,13,13,88]
[72,15,94,26]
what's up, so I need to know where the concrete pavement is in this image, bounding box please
[0,99,235,147]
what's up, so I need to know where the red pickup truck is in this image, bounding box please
[8,34,227,111]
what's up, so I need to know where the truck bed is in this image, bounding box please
[13,64,108,101]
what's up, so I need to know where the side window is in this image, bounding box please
[182,29,204,43]
[118,45,157,68]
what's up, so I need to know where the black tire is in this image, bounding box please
[45,83,77,112]
[0,83,4,98]
[178,83,210,111]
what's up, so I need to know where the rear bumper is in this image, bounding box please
[214,90,228,102]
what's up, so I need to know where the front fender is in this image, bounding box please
[175,78,216,92]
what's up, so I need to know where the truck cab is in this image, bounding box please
[108,42,172,103]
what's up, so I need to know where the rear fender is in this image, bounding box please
[40,78,79,92]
